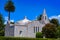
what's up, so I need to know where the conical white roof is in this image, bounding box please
[43,8,46,15]
[16,16,31,25]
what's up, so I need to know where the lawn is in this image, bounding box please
[0,36,60,40]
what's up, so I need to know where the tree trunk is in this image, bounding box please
[8,11,10,24]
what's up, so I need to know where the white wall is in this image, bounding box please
[14,25,28,37]
[27,21,45,38]
[5,24,14,37]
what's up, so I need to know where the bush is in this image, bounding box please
[0,30,4,36]
[36,32,43,38]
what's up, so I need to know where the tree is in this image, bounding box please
[56,26,60,38]
[4,0,15,24]
[50,18,59,27]
[0,13,5,36]
[42,23,57,38]
[37,14,42,20]
[36,32,43,38]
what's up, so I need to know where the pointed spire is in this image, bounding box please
[41,8,47,21]
[24,16,27,19]
[43,8,46,14]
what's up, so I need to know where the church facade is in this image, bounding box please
[5,9,49,38]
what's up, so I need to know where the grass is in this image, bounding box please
[0,36,60,40]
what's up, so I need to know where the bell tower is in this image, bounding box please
[41,8,49,24]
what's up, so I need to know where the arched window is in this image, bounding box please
[45,16,46,20]
[38,27,39,32]
[19,31,22,34]
[34,27,39,33]
[34,27,35,33]
[36,27,37,32]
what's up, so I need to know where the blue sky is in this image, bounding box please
[0,0,60,23]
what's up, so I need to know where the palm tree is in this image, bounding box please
[4,0,15,24]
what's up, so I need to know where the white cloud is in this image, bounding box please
[58,15,60,17]
[5,17,8,21]
[4,16,14,24]
[10,20,14,22]
[49,15,60,23]
[49,15,60,19]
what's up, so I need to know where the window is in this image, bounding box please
[19,31,22,34]
[34,27,35,33]
[38,27,39,32]
[45,16,46,20]
[36,27,37,32]
[34,27,39,33]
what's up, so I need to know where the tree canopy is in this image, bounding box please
[4,0,15,12]
[42,23,57,38]
[0,13,5,36]
[50,18,59,27]
[56,26,60,38]
[37,14,42,20]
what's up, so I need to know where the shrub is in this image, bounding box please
[0,30,4,36]
[36,32,43,38]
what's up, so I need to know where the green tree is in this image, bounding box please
[4,0,15,23]
[50,18,59,27]
[0,13,5,36]
[56,26,60,38]
[36,32,43,38]
[42,23,57,38]
[37,14,42,20]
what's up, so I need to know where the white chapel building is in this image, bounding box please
[5,9,49,38]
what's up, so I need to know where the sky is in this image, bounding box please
[0,0,60,23]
